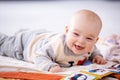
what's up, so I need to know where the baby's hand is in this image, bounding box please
[49,65,62,73]
[92,55,107,64]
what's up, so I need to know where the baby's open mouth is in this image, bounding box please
[75,44,84,50]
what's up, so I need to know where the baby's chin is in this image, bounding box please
[73,51,88,55]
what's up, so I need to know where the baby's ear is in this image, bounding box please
[65,25,69,33]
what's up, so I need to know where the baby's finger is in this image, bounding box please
[101,59,107,64]
[96,59,101,64]
[92,58,99,63]
[92,58,96,63]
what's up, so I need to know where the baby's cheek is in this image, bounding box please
[86,45,93,52]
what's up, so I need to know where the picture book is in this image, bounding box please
[61,64,120,80]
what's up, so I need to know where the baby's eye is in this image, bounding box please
[86,37,93,41]
[73,32,79,36]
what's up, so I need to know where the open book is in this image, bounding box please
[61,64,120,80]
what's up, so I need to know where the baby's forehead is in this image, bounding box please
[73,10,97,18]
[70,14,101,28]
[68,10,102,37]
[71,10,102,25]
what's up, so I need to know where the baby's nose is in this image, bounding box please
[78,37,85,44]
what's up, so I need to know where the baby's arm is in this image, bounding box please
[34,55,62,72]
[33,44,63,72]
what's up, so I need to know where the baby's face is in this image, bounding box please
[65,12,101,55]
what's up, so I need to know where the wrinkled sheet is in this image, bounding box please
[0,56,117,76]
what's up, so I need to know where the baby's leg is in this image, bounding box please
[0,32,8,46]
[0,32,24,60]
[0,33,8,56]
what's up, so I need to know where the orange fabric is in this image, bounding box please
[112,74,120,79]
[0,72,64,80]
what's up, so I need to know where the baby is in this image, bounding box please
[0,9,106,73]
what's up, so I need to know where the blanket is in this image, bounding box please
[0,56,118,80]
[96,34,120,63]
[0,72,63,80]
[0,56,117,73]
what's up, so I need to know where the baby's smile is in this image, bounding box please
[74,44,85,50]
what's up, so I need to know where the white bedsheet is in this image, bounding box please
[0,56,117,76]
